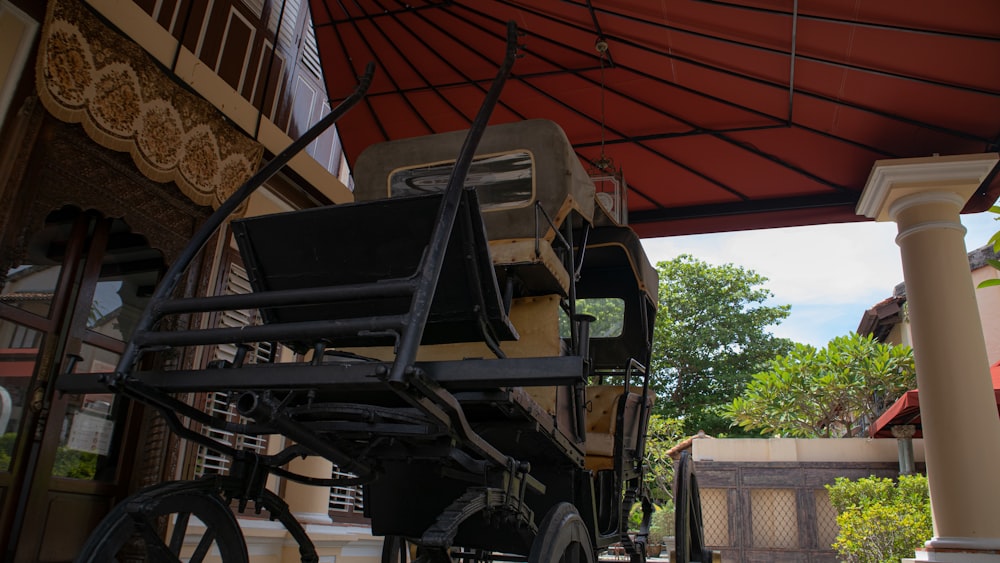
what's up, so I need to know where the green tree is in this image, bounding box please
[0,433,14,472]
[652,255,793,435]
[559,297,625,338]
[976,205,1000,288]
[642,414,686,504]
[52,447,97,479]
[0,433,96,478]
[724,333,916,437]
[826,474,932,563]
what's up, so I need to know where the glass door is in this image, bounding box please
[0,207,164,561]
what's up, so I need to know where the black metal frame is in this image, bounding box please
[85,21,527,480]
[59,19,685,563]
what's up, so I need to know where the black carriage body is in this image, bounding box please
[59,42,674,559]
[224,178,659,555]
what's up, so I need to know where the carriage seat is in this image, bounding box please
[524,384,654,472]
[339,294,563,361]
[584,385,653,471]
[490,239,570,296]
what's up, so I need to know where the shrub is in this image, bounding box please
[53,446,97,479]
[647,504,674,545]
[0,432,96,479]
[0,432,14,472]
[826,474,932,563]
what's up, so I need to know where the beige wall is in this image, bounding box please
[971,263,1000,364]
[692,437,925,464]
[872,252,1000,364]
[176,519,380,563]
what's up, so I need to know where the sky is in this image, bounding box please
[640,210,999,348]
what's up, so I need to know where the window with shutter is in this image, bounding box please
[300,19,322,80]
[193,260,272,477]
[276,0,302,51]
[329,465,365,520]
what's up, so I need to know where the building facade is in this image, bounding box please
[858,243,1000,361]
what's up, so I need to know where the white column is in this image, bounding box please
[858,153,1000,561]
[284,454,334,525]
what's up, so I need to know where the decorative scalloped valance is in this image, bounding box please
[36,0,263,211]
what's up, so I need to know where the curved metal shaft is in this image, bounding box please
[113,62,376,378]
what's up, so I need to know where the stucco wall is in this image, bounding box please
[692,437,925,464]
[971,263,1000,364]
[691,438,920,562]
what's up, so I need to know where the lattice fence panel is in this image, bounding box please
[750,488,798,548]
[700,488,730,547]
[814,489,841,550]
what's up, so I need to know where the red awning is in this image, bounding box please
[870,361,1000,438]
[308,1,1000,237]
[0,349,40,378]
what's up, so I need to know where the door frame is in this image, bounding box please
[0,211,149,561]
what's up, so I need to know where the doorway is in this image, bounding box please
[0,206,164,561]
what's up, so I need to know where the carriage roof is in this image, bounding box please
[352,119,657,304]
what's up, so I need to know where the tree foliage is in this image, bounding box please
[559,297,625,338]
[0,432,97,479]
[976,205,1000,288]
[651,255,793,435]
[826,474,932,563]
[724,333,916,437]
[642,414,687,504]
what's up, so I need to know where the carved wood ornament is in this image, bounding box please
[35,0,263,211]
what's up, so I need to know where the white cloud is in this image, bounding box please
[640,210,999,347]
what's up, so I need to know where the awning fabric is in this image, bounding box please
[870,362,1000,438]
[308,1,1000,237]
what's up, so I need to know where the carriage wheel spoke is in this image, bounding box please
[169,512,192,553]
[77,482,248,562]
[189,529,218,562]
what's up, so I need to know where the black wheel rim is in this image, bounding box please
[673,451,710,563]
[76,482,249,563]
[529,503,595,563]
[382,535,413,563]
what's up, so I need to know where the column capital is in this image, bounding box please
[856,153,999,222]
[891,424,917,440]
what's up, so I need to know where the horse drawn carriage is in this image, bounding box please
[57,23,713,563]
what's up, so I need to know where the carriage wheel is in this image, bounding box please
[382,536,416,563]
[76,482,249,563]
[529,503,595,563]
[673,451,712,563]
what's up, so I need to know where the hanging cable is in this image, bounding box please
[594,37,613,172]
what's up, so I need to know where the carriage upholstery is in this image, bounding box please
[524,384,653,472]
[583,386,654,471]
[342,294,563,361]
[490,239,570,296]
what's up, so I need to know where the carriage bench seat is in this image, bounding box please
[490,238,570,297]
[232,191,516,351]
[339,294,563,361]
[583,385,653,471]
[524,384,653,472]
